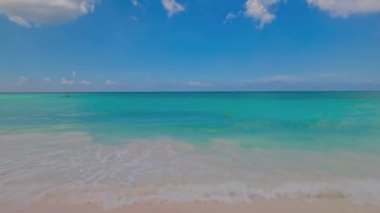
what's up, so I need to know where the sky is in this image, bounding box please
[0,0,380,92]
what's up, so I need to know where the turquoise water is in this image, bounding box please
[1,92,380,150]
[1,92,380,206]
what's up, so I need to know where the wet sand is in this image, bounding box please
[2,199,379,213]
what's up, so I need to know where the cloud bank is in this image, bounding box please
[0,0,97,27]
[243,0,380,28]
[307,0,380,17]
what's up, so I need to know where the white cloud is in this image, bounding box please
[258,75,301,83]
[80,80,91,85]
[318,72,341,78]
[8,15,31,27]
[242,0,380,27]
[240,75,302,84]
[188,81,201,87]
[307,0,380,17]
[188,81,211,87]
[43,77,54,83]
[17,76,28,84]
[0,0,97,27]
[224,12,237,23]
[161,0,185,17]
[72,70,77,78]
[105,80,116,86]
[61,77,74,85]
[7,76,29,86]
[245,0,281,28]
[131,0,139,7]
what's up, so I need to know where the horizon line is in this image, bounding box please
[1,90,380,94]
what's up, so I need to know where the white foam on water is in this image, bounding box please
[0,132,380,208]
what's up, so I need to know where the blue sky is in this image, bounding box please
[0,0,380,92]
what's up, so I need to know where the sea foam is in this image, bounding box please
[0,132,380,208]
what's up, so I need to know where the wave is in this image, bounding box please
[1,180,380,208]
[1,132,380,207]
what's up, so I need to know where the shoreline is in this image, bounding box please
[1,132,380,208]
[2,199,379,213]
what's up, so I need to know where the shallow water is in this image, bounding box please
[0,92,380,207]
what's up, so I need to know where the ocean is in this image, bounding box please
[1,92,380,207]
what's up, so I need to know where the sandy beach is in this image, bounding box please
[2,199,380,213]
